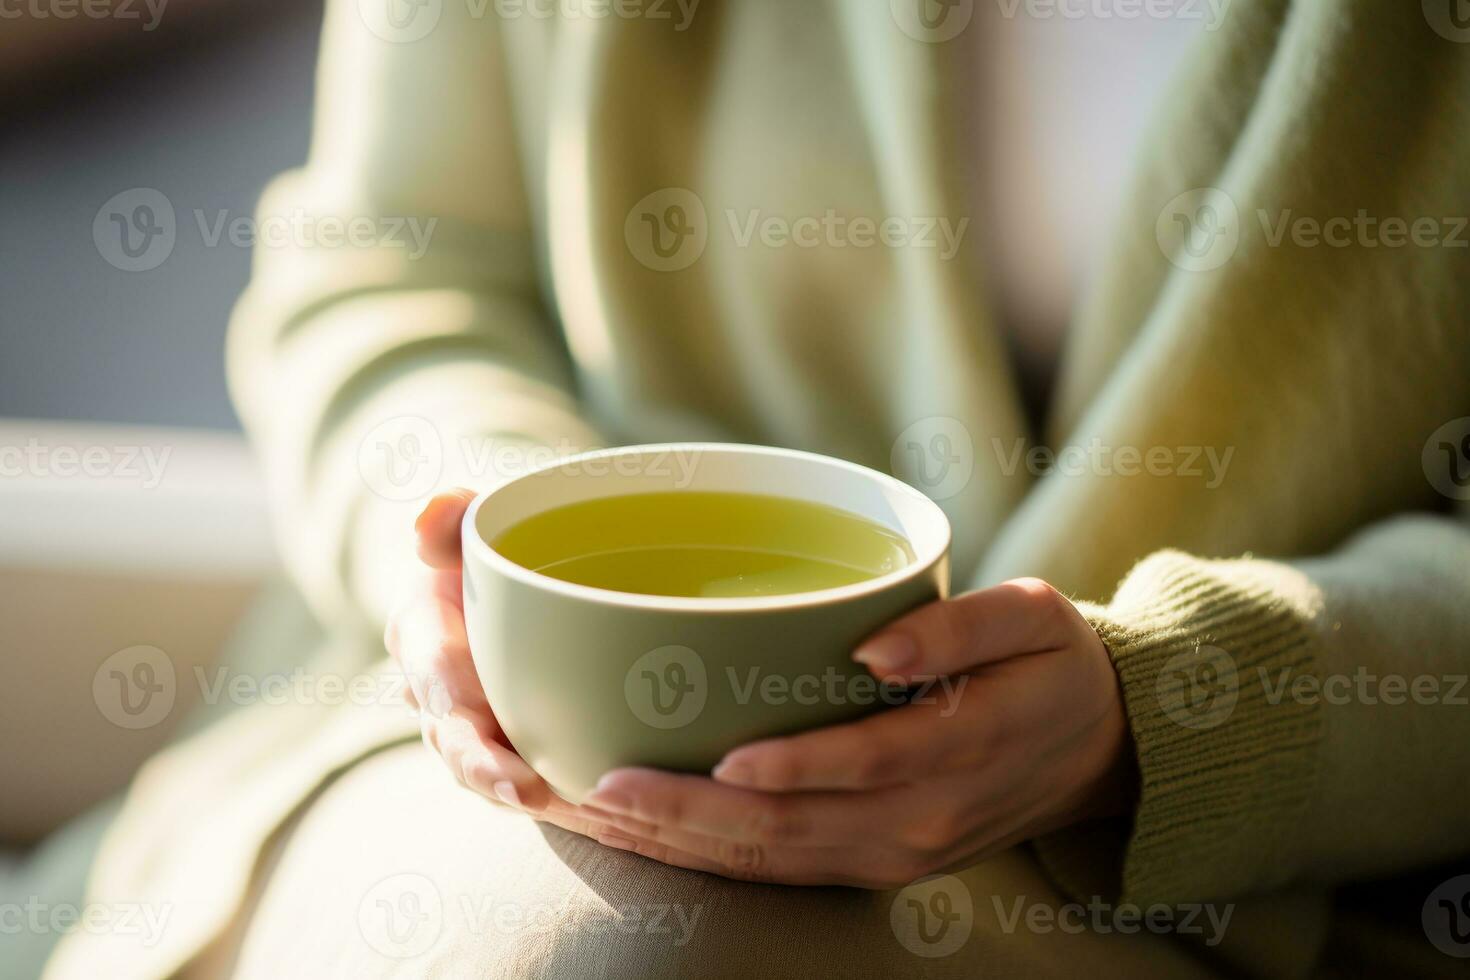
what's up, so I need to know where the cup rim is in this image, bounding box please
[461,442,951,613]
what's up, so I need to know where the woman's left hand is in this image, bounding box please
[583,578,1135,888]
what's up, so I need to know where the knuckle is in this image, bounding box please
[637,841,671,864]
[716,838,767,876]
[898,812,959,855]
[603,834,658,862]
[1013,576,1061,607]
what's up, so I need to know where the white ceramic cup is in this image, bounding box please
[461,443,951,802]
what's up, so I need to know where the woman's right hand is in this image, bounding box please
[384,489,611,837]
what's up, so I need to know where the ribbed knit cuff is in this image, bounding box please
[1035,551,1324,905]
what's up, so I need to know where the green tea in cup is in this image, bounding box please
[461,444,950,801]
[492,491,915,598]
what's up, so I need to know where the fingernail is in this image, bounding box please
[598,833,637,852]
[492,780,523,808]
[586,776,633,813]
[586,789,632,813]
[711,758,753,786]
[853,633,916,675]
[413,499,440,535]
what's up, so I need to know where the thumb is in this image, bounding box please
[852,577,1080,681]
[414,488,477,568]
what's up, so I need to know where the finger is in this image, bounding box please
[593,831,744,879]
[853,577,1081,680]
[593,829,890,886]
[585,768,901,847]
[579,804,906,887]
[388,592,487,712]
[712,681,985,791]
[536,801,726,863]
[428,707,554,813]
[384,567,467,673]
[419,565,466,611]
[414,488,476,569]
[534,806,631,844]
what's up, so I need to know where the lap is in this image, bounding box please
[213,743,1215,980]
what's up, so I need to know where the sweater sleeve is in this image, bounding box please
[226,1,598,630]
[1036,509,1470,905]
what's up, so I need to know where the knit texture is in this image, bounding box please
[1038,552,1324,905]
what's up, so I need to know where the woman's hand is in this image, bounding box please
[389,497,1134,886]
[584,579,1135,889]
[384,490,616,839]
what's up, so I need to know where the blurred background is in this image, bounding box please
[0,0,326,939]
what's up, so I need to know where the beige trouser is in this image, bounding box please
[196,743,1222,980]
